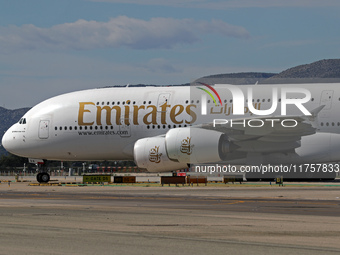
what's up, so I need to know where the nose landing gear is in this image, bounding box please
[29,158,50,183]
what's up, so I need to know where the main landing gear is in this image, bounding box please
[28,158,51,183]
[36,172,50,183]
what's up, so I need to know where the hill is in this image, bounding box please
[195,72,277,85]
[263,59,340,84]
[197,59,340,85]
[272,59,340,78]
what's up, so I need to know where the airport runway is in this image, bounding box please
[0,182,340,254]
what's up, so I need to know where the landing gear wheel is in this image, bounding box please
[40,172,50,183]
[36,172,50,183]
[36,173,42,183]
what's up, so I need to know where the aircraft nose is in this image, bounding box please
[2,129,11,152]
[2,126,17,154]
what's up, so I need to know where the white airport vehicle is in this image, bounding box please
[2,83,340,182]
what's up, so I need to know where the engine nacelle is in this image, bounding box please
[134,128,230,172]
[134,136,188,172]
[165,128,229,163]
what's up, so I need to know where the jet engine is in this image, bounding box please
[133,128,230,172]
[134,136,188,172]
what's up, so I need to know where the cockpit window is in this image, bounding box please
[19,118,27,124]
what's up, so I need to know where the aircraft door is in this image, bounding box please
[157,93,171,111]
[39,120,49,139]
[157,93,171,125]
[320,90,334,118]
[320,90,333,110]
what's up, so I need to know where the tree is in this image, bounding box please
[0,153,27,168]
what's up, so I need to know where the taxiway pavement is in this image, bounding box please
[0,181,340,254]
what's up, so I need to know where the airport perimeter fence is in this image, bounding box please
[0,166,146,176]
[1,166,340,178]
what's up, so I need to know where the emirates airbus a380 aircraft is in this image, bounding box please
[2,83,340,182]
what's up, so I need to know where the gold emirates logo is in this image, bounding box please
[78,102,197,126]
[180,137,193,155]
[149,146,162,163]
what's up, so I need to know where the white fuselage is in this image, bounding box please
[3,84,340,169]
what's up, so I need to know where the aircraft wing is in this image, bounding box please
[196,106,324,153]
